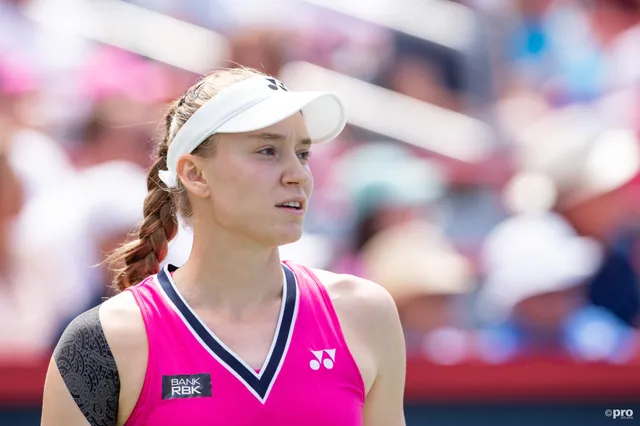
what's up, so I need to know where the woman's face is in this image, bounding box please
[193,113,314,247]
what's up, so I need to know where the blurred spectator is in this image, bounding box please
[388,55,461,111]
[66,47,177,169]
[81,47,176,105]
[0,53,74,202]
[489,0,640,105]
[6,161,148,353]
[505,106,640,327]
[70,98,156,169]
[487,0,607,104]
[585,0,640,91]
[227,29,287,77]
[330,142,447,276]
[477,212,637,363]
[362,220,474,363]
[0,136,27,352]
[0,131,23,284]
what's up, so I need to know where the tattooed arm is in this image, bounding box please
[42,291,148,426]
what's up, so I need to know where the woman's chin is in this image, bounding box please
[270,226,304,247]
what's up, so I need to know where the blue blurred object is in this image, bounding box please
[588,231,640,327]
[477,305,636,363]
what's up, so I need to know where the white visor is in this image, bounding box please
[159,75,346,188]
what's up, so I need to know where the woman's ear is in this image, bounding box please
[176,155,210,198]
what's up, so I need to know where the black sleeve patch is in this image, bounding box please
[54,306,120,426]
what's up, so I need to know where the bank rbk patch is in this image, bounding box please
[162,373,212,400]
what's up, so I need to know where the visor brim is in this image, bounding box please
[216,91,346,143]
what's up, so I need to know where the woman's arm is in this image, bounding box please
[317,270,407,426]
[42,356,93,425]
[41,291,148,426]
[359,286,406,426]
[42,306,119,426]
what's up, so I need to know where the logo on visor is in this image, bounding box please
[266,77,288,92]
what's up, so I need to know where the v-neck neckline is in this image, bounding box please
[155,263,299,403]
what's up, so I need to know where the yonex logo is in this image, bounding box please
[310,349,336,370]
[162,373,212,399]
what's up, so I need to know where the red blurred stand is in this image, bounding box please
[0,355,50,407]
[404,358,640,403]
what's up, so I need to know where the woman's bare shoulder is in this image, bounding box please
[309,268,404,394]
[310,268,399,323]
[100,290,149,424]
[99,290,147,349]
[309,268,406,414]
[309,269,404,364]
[43,290,148,426]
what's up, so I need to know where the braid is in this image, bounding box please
[106,107,179,291]
[106,68,266,291]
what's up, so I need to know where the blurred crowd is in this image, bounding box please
[1,0,640,366]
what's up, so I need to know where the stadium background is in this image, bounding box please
[1,0,640,424]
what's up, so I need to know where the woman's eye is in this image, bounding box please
[258,147,276,156]
[298,151,312,161]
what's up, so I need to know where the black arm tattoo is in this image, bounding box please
[54,306,120,426]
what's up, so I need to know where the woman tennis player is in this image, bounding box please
[41,68,406,425]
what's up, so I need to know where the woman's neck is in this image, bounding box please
[171,228,285,315]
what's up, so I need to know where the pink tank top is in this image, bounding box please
[124,261,365,425]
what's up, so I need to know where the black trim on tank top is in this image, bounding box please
[157,263,298,402]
